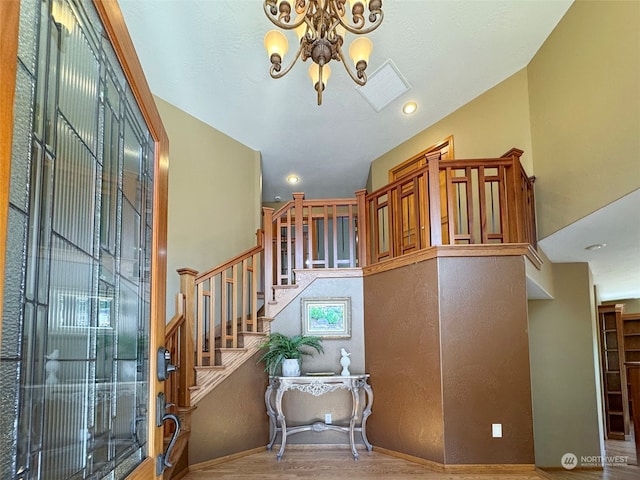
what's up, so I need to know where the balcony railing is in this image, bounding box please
[364,148,536,264]
[263,148,536,295]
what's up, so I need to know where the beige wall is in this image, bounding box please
[528,0,640,238]
[155,96,262,319]
[369,68,534,192]
[528,263,604,467]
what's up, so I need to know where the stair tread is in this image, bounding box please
[273,284,298,290]
[194,365,226,371]
[216,347,248,352]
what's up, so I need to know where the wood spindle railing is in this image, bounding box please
[192,235,264,365]
[362,148,537,264]
[267,194,361,288]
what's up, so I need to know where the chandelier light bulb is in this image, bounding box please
[349,37,372,66]
[264,30,288,60]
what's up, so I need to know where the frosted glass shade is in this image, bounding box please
[264,30,289,59]
[309,62,332,86]
[349,37,372,66]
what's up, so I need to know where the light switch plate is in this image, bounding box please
[492,423,502,438]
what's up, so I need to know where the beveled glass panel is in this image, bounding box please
[1,206,28,357]
[4,0,156,477]
[16,0,39,74]
[10,64,35,212]
[53,118,97,254]
[56,0,100,154]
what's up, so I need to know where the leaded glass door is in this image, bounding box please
[1,0,169,478]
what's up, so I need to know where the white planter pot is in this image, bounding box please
[282,358,300,377]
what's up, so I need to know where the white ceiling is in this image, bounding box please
[117,0,639,301]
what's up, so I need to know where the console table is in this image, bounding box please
[265,374,373,460]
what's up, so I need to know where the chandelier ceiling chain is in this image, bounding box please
[263,0,384,105]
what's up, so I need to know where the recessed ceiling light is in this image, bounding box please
[585,243,606,251]
[287,175,300,184]
[402,101,418,115]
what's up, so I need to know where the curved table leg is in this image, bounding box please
[265,382,277,451]
[349,381,360,460]
[360,380,374,451]
[275,388,287,461]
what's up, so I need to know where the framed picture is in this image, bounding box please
[301,297,351,338]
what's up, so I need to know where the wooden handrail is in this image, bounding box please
[195,243,264,283]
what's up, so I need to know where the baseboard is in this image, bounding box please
[541,466,604,471]
[373,446,536,473]
[188,446,266,471]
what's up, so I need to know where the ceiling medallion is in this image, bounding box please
[263,0,384,105]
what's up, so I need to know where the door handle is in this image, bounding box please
[156,392,181,475]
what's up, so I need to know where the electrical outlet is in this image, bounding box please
[325,413,332,424]
[492,423,502,438]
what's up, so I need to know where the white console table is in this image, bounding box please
[265,374,373,460]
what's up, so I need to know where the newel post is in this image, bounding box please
[177,267,198,407]
[293,192,305,270]
[502,148,525,243]
[262,207,274,302]
[427,153,442,246]
[355,189,368,267]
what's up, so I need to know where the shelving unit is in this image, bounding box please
[623,313,640,424]
[597,304,630,440]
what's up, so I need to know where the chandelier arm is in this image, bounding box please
[263,1,309,30]
[337,47,366,86]
[334,11,384,36]
[270,46,304,79]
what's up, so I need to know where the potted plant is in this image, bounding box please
[257,332,324,376]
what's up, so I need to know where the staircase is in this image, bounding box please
[162,147,539,477]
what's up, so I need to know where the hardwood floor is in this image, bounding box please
[183,439,638,480]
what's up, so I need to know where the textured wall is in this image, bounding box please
[188,351,270,465]
[364,259,444,463]
[364,255,534,465]
[439,256,534,464]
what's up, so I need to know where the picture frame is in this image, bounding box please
[301,297,351,338]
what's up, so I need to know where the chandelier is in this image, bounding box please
[263,0,384,105]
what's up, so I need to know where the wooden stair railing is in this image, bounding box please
[262,193,363,302]
[165,230,267,408]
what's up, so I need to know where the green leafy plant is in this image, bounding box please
[257,333,324,375]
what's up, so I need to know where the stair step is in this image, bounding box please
[273,284,298,290]
[194,365,226,371]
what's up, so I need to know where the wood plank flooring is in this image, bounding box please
[183,439,638,480]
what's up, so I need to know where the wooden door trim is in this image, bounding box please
[388,135,454,182]
[93,2,169,477]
